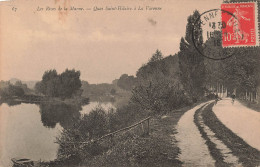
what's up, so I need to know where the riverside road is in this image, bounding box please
[175,98,260,167]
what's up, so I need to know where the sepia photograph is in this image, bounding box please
[0,0,259,166]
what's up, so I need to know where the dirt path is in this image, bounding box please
[202,101,260,166]
[213,98,260,151]
[195,104,241,166]
[175,101,215,166]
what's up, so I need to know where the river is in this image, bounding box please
[0,101,115,167]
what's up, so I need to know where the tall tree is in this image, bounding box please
[178,10,205,101]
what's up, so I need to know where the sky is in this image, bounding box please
[0,0,221,84]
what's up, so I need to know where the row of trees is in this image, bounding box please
[35,69,82,98]
[130,9,260,114]
[179,11,260,102]
[204,33,260,99]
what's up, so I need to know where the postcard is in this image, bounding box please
[0,0,259,166]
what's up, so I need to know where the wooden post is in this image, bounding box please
[256,91,258,103]
[147,118,150,135]
[141,122,145,135]
[222,84,224,98]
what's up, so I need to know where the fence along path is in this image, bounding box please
[69,116,151,145]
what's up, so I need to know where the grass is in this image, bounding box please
[83,101,209,167]
[84,100,212,167]
[201,103,260,167]
[83,108,187,167]
[39,105,188,167]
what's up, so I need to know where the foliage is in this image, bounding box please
[55,103,149,165]
[149,49,163,63]
[14,80,28,90]
[133,50,191,114]
[35,69,82,98]
[84,107,185,167]
[178,10,205,102]
[110,88,116,95]
[85,135,180,167]
[81,81,132,106]
[82,82,115,97]
[203,30,260,96]
[0,83,25,99]
[117,74,137,91]
[55,107,110,165]
[132,79,189,114]
[59,69,82,98]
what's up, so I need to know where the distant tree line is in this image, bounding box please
[117,74,137,91]
[0,80,29,99]
[35,69,82,98]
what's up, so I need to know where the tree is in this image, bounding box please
[35,69,82,98]
[0,82,25,98]
[59,69,82,98]
[133,50,190,113]
[178,10,205,102]
[36,69,59,96]
[149,49,163,63]
[117,74,137,91]
[110,88,116,95]
[202,29,260,100]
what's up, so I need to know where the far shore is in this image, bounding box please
[0,94,90,106]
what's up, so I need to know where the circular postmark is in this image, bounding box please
[192,9,238,60]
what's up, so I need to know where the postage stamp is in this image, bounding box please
[221,2,259,47]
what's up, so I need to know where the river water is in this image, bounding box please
[0,102,114,167]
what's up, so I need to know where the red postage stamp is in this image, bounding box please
[221,2,259,47]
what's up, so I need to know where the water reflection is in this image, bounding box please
[0,103,62,167]
[0,101,115,166]
[39,103,82,129]
[80,101,115,115]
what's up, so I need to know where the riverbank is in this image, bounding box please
[0,94,89,106]
[81,107,190,167]
[38,102,203,167]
